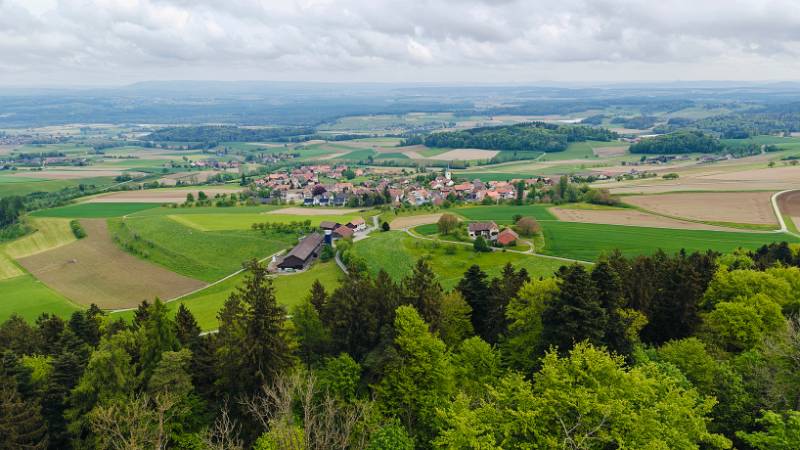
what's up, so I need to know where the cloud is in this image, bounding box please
[2,0,800,84]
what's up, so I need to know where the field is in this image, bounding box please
[109,215,295,281]
[777,190,800,230]
[111,261,342,330]
[0,176,116,197]
[266,207,364,216]
[389,214,443,229]
[4,218,76,259]
[550,207,735,231]
[0,274,80,323]
[17,219,206,309]
[170,211,363,231]
[623,192,778,226]
[454,204,557,222]
[429,149,499,160]
[539,221,797,261]
[350,231,568,288]
[85,187,242,203]
[31,202,162,218]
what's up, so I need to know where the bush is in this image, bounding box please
[320,244,334,262]
[382,221,391,232]
[584,188,619,206]
[515,217,541,237]
[437,213,460,235]
[70,220,86,239]
[662,173,679,180]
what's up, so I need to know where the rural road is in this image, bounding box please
[771,189,800,238]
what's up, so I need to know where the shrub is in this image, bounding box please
[437,213,460,235]
[70,220,86,239]
[382,221,391,232]
[473,235,491,253]
[515,217,541,237]
[584,188,619,206]
[662,173,679,179]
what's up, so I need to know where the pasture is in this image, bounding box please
[539,221,798,261]
[31,202,162,218]
[349,231,568,288]
[109,215,296,281]
[454,204,557,222]
[0,274,80,323]
[17,219,206,309]
[170,211,363,231]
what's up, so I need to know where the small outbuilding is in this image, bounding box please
[496,228,519,246]
[333,225,354,239]
[319,221,341,231]
[346,217,366,232]
[277,233,324,270]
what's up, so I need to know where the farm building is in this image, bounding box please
[347,217,366,231]
[319,221,341,231]
[277,233,324,271]
[333,225,354,239]
[496,228,519,246]
[468,221,500,240]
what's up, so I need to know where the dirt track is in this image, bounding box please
[17,219,205,309]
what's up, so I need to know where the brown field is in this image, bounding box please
[592,146,629,157]
[266,207,363,216]
[551,208,733,231]
[777,190,800,229]
[17,219,205,309]
[390,214,442,229]
[430,149,499,161]
[0,145,18,155]
[624,192,778,225]
[85,188,242,203]
[318,152,349,160]
[11,169,128,179]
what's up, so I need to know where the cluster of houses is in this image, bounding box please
[256,166,554,207]
[276,217,368,271]
[467,221,520,246]
[189,159,240,170]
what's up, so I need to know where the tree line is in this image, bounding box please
[2,242,800,448]
[410,122,617,153]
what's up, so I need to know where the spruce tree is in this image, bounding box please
[308,279,329,313]
[175,303,201,348]
[0,379,48,450]
[457,265,491,338]
[591,261,632,355]
[402,259,444,330]
[541,264,607,353]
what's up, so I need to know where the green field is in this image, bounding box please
[454,204,556,222]
[350,231,568,289]
[32,202,163,218]
[0,176,116,197]
[539,221,798,261]
[109,216,296,282]
[110,261,342,330]
[170,212,363,231]
[0,274,80,323]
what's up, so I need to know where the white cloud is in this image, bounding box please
[2,0,800,84]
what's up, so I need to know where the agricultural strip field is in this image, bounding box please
[111,261,342,330]
[454,204,557,222]
[623,192,778,226]
[350,231,568,289]
[777,190,800,230]
[550,207,736,231]
[0,176,116,197]
[17,219,206,309]
[0,218,77,281]
[390,214,443,229]
[109,216,296,281]
[170,212,363,231]
[539,221,799,261]
[0,274,80,323]
[31,202,162,218]
[85,188,242,203]
[266,207,364,216]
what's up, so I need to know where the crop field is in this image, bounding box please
[539,221,798,261]
[777,190,800,230]
[350,231,568,288]
[85,187,243,203]
[31,202,162,218]
[0,176,116,197]
[0,274,80,323]
[170,211,363,231]
[109,216,295,281]
[623,192,778,226]
[17,219,206,309]
[454,204,556,222]
[550,207,734,231]
[111,261,342,330]
[4,218,76,259]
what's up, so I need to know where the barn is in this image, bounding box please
[277,233,324,270]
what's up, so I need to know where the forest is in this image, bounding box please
[629,130,725,154]
[2,241,800,449]
[145,126,315,143]
[420,122,618,152]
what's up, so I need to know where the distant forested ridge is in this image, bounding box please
[422,122,618,152]
[145,125,314,142]
[630,131,724,154]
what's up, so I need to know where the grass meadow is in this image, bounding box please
[0,274,81,323]
[169,212,363,231]
[32,202,163,218]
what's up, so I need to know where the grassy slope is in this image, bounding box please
[350,231,568,289]
[170,212,363,231]
[110,261,342,330]
[32,202,163,218]
[540,221,799,261]
[0,176,116,197]
[4,218,76,259]
[0,274,80,323]
[109,216,296,282]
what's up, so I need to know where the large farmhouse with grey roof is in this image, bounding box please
[277,233,324,270]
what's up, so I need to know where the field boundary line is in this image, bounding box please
[108,249,287,313]
[772,190,800,238]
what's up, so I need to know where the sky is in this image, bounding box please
[3,0,800,86]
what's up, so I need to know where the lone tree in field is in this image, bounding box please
[473,236,491,253]
[437,214,459,235]
[515,217,541,237]
[382,221,391,232]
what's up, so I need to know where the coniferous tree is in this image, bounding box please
[591,261,634,356]
[40,351,82,449]
[0,379,48,450]
[402,259,444,330]
[175,303,201,348]
[308,280,329,313]
[457,265,491,338]
[540,264,606,353]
